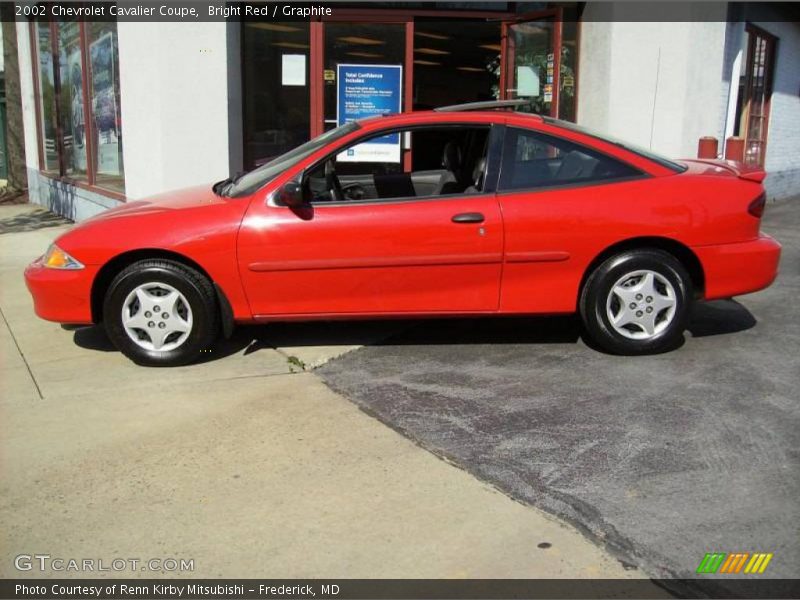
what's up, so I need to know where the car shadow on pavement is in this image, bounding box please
[70,298,756,364]
[687,298,757,337]
[69,300,756,363]
[71,323,274,364]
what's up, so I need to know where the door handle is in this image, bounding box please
[452,212,485,224]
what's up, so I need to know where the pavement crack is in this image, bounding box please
[0,304,44,399]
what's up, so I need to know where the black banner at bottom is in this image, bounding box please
[3,579,800,600]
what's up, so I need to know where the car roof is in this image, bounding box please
[356,110,544,129]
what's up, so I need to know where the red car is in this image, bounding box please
[25,101,781,366]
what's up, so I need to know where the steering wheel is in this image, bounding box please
[324,160,345,201]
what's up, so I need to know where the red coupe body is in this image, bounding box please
[25,110,780,334]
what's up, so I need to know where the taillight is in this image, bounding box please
[748,193,766,218]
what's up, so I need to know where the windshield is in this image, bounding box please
[219,122,361,197]
[542,117,687,173]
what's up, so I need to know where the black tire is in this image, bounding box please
[103,259,219,366]
[579,249,692,355]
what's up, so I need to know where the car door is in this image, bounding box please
[496,125,649,314]
[237,124,504,317]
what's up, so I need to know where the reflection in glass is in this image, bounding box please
[559,20,578,122]
[57,21,88,179]
[739,29,774,167]
[507,20,554,115]
[323,23,405,132]
[35,23,59,172]
[243,22,311,169]
[413,20,501,110]
[88,22,125,192]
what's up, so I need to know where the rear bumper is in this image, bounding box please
[694,234,781,300]
[24,259,97,324]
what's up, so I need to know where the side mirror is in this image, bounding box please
[277,181,305,207]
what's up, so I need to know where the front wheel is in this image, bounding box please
[103,259,219,366]
[580,249,692,355]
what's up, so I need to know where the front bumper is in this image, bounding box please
[693,234,781,301]
[24,259,98,324]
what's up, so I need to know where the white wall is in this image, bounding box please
[578,6,727,160]
[117,22,233,200]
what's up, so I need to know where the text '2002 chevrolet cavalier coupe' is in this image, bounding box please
[25,101,781,366]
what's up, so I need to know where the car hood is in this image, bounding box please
[84,184,235,222]
[52,184,251,265]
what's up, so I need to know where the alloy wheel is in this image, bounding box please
[605,269,677,340]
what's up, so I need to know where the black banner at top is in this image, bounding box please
[3,1,798,22]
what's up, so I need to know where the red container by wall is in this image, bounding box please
[698,137,719,159]
[725,137,745,162]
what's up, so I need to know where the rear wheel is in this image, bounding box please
[103,259,219,366]
[580,249,692,354]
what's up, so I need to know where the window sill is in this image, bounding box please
[38,171,127,202]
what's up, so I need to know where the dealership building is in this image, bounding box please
[13,2,800,220]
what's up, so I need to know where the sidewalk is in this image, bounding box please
[0,203,653,581]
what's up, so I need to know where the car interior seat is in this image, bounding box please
[437,142,470,195]
[463,157,487,194]
[555,150,600,182]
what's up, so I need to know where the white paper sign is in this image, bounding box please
[282,54,306,86]
[517,65,540,97]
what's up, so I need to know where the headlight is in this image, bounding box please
[42,244,84,270]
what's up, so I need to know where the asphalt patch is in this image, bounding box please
[318,200,800,592]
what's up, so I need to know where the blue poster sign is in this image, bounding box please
[336,64,403,163]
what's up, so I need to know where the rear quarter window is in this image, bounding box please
[499,127,643,191]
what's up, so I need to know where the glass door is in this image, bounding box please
[322,22,406,133]
[501,12,560,117]
[741,26,776,167]
[412,20,501,110]
[242,22,311,168]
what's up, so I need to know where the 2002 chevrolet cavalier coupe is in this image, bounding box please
[25,101,781,366]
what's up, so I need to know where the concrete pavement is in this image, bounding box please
[0,203,650,581]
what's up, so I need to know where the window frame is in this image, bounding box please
[295,122,504,207]
[28,19,126,201]
[738,23,777,168]
[496,126,649,195]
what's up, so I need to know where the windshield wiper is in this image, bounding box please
[212,177,233,196]
[213,171,248,197]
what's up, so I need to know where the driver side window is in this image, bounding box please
[304,125,491,203]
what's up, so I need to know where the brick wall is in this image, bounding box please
[755,21,800,200]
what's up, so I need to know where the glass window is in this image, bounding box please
[735,26,776,167]
[558,20,578,122]
[34,23,58,172]
[223,121,360,198]
[499,127,641,191]
[303,125,491,203]
[413,20,501,110]
[31,20,125,194]
[506,20,554,115]
[57,21,88,180]
[542,117,687,173]
[242,22,311,169]
[323,23,406,132]
[88,22,124,192]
